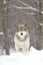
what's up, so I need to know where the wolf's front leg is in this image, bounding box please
[15,44,19,52]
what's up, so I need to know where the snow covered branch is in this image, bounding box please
[3,0,6,4]
[9,5,39,11]
[0,32,3,35]
[41,11,43,14]
[9,5,43,15]
[17,0,29,7]
[12,0,39,11]
[39,22,43,26]
[8,0,43,15]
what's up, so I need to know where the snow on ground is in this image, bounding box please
[0,47,43,65]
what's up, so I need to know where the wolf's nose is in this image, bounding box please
[21,33,23,35]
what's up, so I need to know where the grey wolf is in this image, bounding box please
[14,24,30,53]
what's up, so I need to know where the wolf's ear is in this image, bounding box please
[15,25,19,31]
[15,25,18,28]
[25,24,27,27]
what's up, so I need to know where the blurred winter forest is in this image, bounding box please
[0,0,43,55]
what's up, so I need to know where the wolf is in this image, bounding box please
[14,24,30,53]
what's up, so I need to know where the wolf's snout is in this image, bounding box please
[21,32,23,35]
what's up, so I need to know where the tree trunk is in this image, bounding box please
[34,0,42,50]
[2,0,9,55]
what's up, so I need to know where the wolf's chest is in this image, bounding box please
[14,36,30,52]
[14,36,30,46]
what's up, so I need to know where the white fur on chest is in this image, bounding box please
[14,36,30,53]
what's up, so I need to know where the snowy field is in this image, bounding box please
[0,47,43,65]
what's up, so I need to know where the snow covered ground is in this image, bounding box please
[0,47,43,65]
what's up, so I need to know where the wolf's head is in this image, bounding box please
[15,24,29,41]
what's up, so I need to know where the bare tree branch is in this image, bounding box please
[17,0,29,7]
[9,0,39,11]
[9,4,43,15]
[9,5,39,11]
[9,0,43,14]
